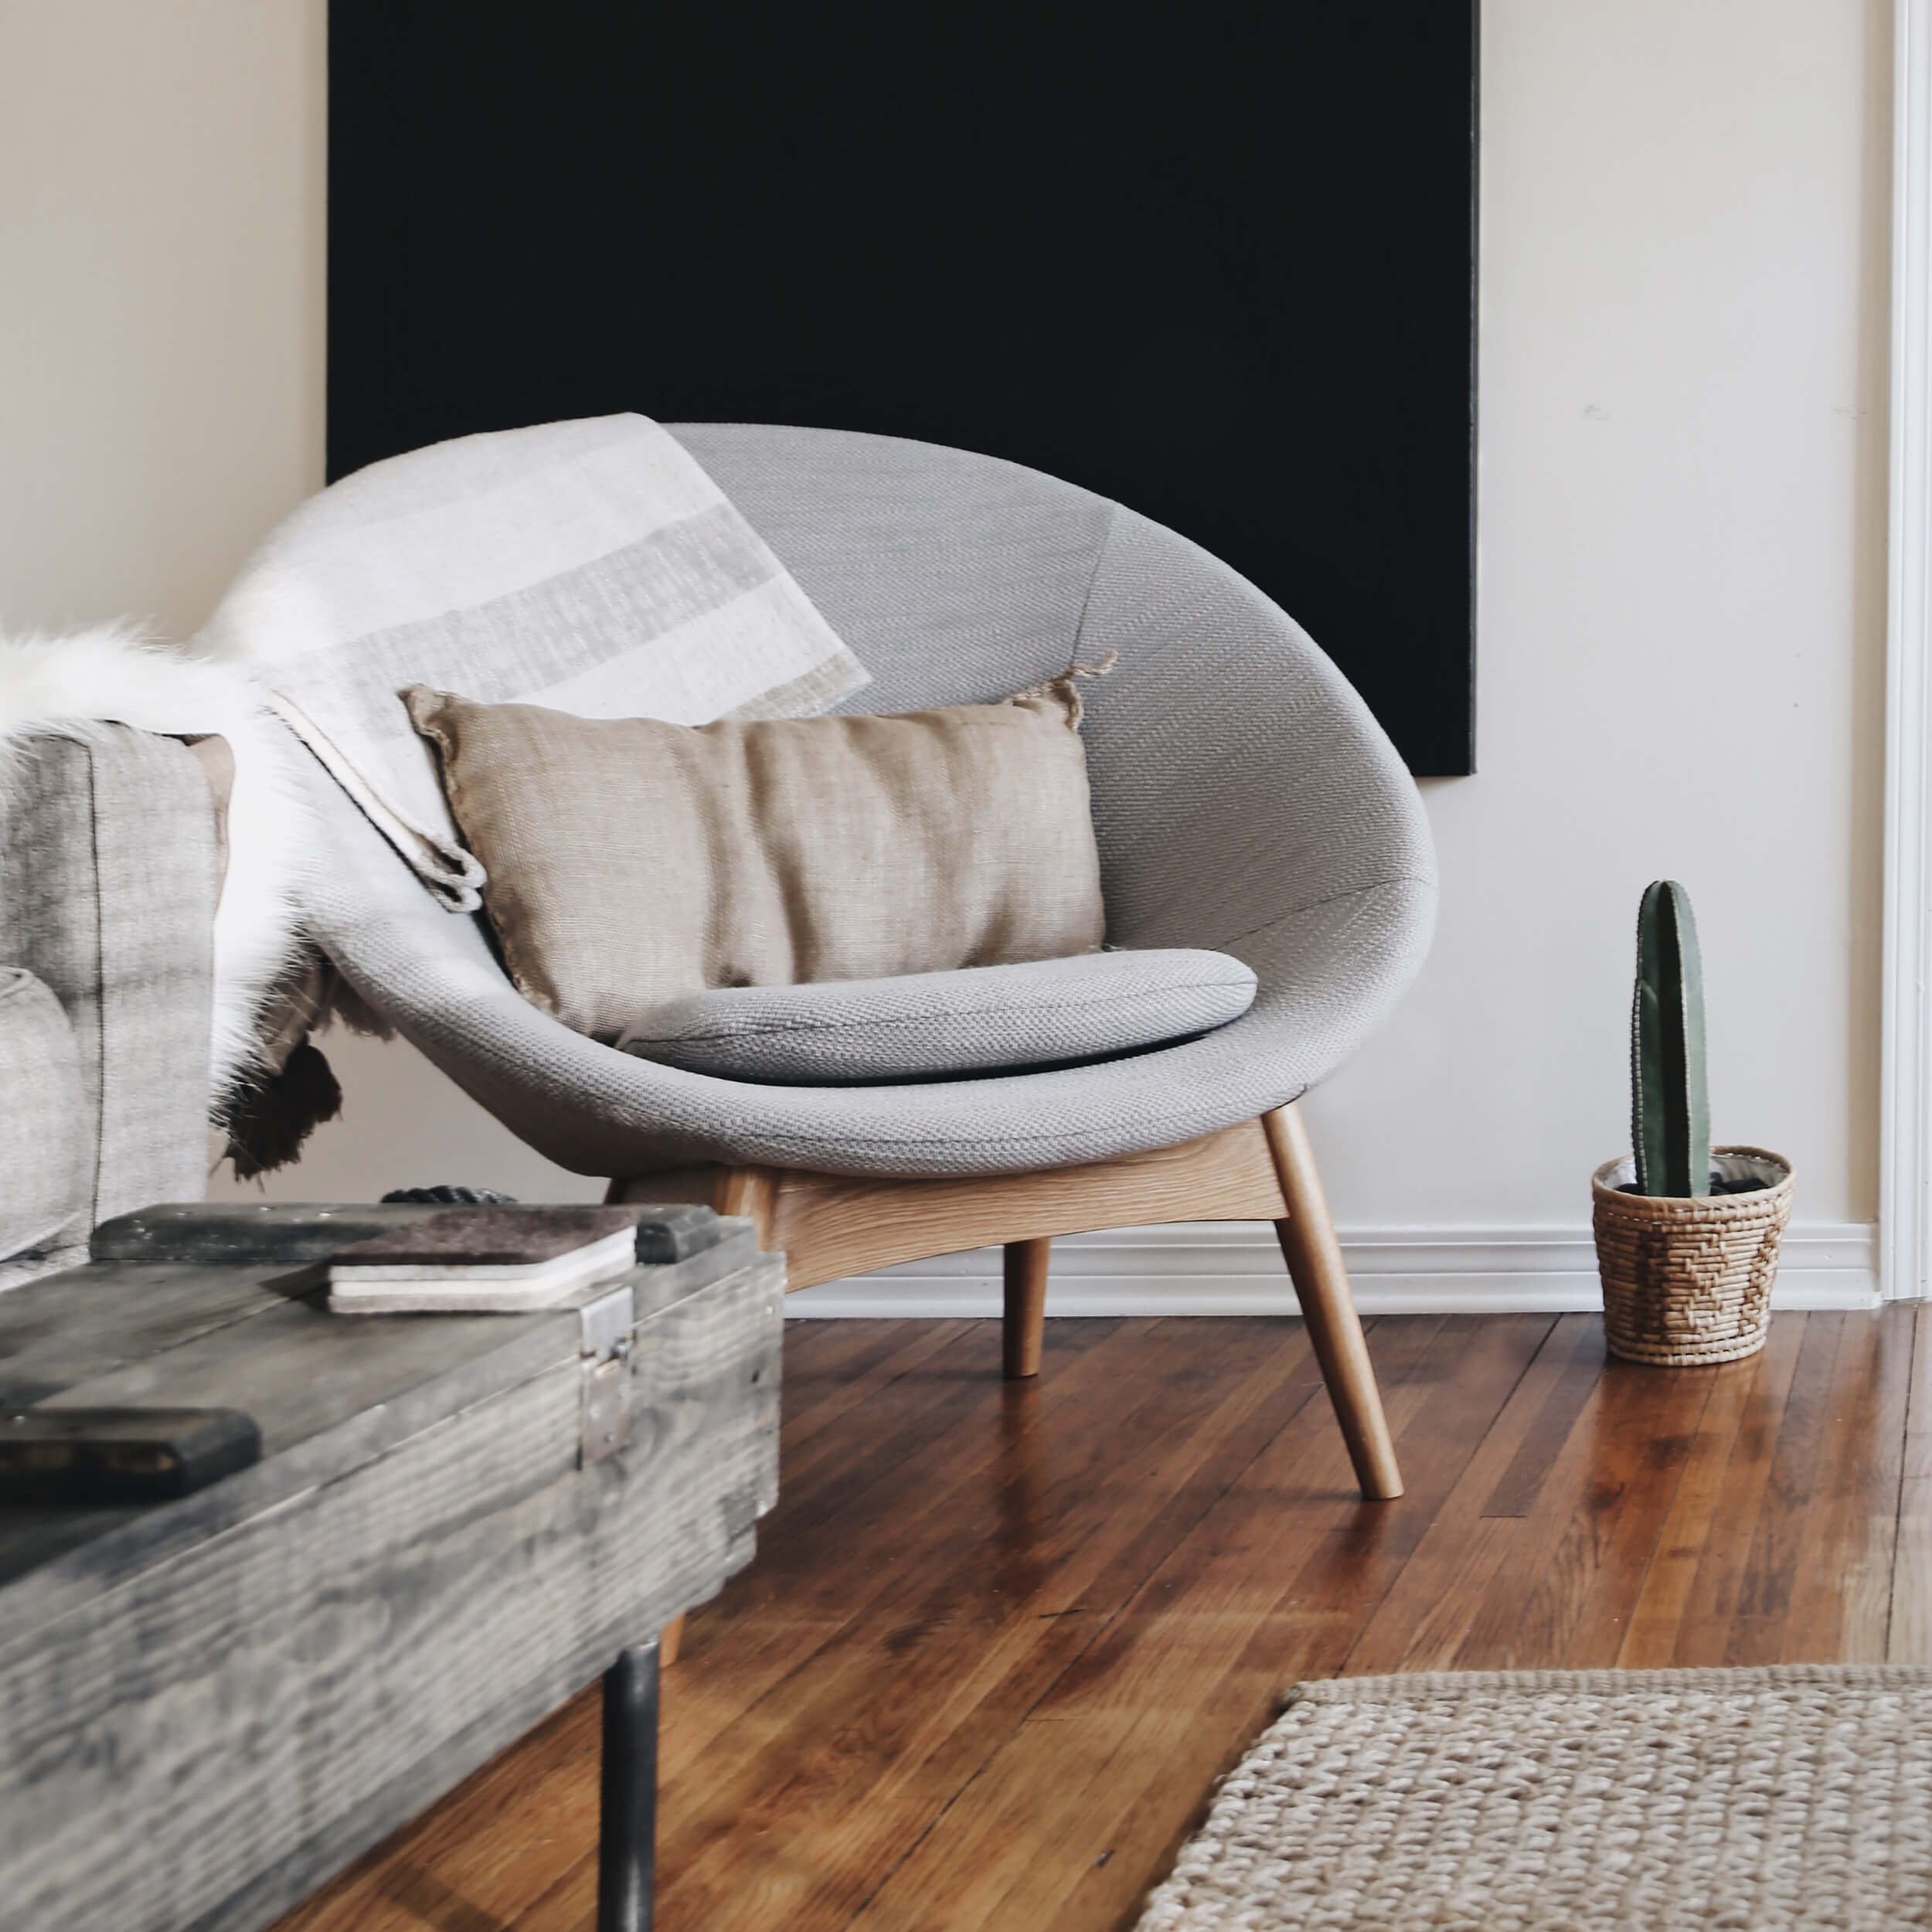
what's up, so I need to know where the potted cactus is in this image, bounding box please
[1590,882,1794,1365]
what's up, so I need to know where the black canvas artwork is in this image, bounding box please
[329,2,1478,774]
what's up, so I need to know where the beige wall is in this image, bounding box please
[1,1,1894,1238]
[0,0,327,641]
[1312,0,1894,1233]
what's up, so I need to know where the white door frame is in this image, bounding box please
[1883,0,1932,1300]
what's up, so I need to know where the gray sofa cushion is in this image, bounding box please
[615,949,1257,1083]
[0,968,89,1274]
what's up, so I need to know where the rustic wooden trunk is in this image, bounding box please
[0,1202,783,1932]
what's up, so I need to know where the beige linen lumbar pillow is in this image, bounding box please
[403,676,1107,1043]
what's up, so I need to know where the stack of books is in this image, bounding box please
[327,1206,641,1314]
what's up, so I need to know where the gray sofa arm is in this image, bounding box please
[0,727,217,1236]
[0,968,89,1286]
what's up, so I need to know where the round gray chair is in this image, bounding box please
[298,424,1438,1498]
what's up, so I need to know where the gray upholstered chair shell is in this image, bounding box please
[299,424,1438,1184]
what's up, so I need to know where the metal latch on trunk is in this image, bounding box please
[578,1283,636,1466]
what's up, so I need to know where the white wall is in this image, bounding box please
[0,0,326,642]
[1313,0,1894,1240]
[1,2,1896,1287]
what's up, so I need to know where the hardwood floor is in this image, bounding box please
[274,1305,1927,1932]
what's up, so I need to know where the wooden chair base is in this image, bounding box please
[609,1103,1402,1501]
[1002,1237,1052,1380]
[658,1613,685,1669]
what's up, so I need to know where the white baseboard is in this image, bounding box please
[783,1219,1883,1318]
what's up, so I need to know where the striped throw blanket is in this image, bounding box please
[200,413,869,910]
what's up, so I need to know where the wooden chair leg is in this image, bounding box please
[658,1613,685,1669]
[1002,1237,1051,1380]
[714,1167,778,1243]
[1261,1104,1404,1501]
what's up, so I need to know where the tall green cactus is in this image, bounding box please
[1631,881,1710,1197]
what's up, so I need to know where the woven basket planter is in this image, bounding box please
[1590,1148,1794,1366]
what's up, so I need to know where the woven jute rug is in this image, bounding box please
[1137,1665,1932,1930]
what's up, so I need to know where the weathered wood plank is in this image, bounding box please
[0,1261,279,1407]
[0,1230,761,1614]
[89,1199,730,1267]
[0,1253,782,1932]
[1,1206,781,1932]
[0,1276,578,1601]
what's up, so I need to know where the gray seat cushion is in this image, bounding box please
[0,968,89,1275]
[614,949,1257,1084]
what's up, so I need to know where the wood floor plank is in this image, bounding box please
[1345,1315,1589,1674]
[652,1324,1063,1743]
[828,1322,1454,1932]
[284,1318,1140,1932]
[1891,1306,1932,1663]
[1361,1516,1526,1674]
[757,1319,1124,1577]
[1906,1302,1932,1483]
[268,1303,1921,1932]
[1006,1316,1557,1932]
[1479,1317,1609,1519]
[1722,1314,1842,1665]
[1665,1315,1810,1668]
[650,1318,1338,1932]
[1554,1361,1722,1666]
[1022,1315,1459,1725]
[1893,1471,1932,1665]
[1446,1346,1638,1672]
[859,1318,1551,1932]
[779,1316,981,1461]
[1448,1356,1710,1673]
[1614,1349,1764,1667]
[1781,1307,1913,1663]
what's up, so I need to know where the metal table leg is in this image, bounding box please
[597,1641,661,1932]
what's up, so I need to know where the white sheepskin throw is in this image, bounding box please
[0,625,315,1107]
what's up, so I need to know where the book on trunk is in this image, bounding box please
[327,1206,640,1314]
